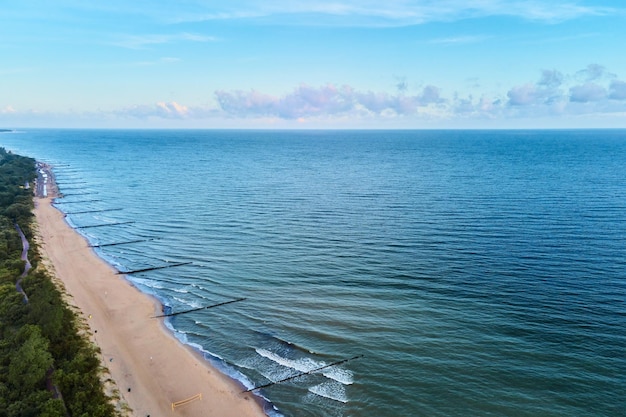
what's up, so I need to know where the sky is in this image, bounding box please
[1,0,626,129]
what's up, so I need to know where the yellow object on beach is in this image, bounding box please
[171,393,202,411]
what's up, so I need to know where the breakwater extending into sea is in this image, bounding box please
[2,129,625,416]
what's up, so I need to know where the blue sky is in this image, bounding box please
[1,0,626,128]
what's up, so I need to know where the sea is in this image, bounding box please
[1,129,625,417]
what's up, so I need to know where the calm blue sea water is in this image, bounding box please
[2,129,625,417]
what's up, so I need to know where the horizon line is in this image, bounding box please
[3,127,626,132]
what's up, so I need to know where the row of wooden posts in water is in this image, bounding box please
[51,191,363,394]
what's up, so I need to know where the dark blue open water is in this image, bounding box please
[2,129,625,416]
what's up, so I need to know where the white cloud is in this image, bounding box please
[609,80,626,100]
[130,56,182,66]
[166,1,618,27]
[118,101,214,119]
[507,84,538,106]
[505,66,622,108]
[538,69,564,88]
[214,84,444,120]
[500,65,626,120]
[110,32,218,49]
[157,101,188,117]
[4,64,626,127]
[212,65,626,123]
[575,63,615,82]
[1,105,17,114]
[216,84,355,118]
[427,35,491,45]
[507,76,563,107]
[570,83,608,102]
[452,94,502,118]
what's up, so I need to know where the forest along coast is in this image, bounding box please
[0,149,120,416]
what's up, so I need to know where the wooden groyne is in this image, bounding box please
[153,298,247,318]
[116,261,192,275]
[74,221,135,229]
[60,192,98,197]
[56,180,86,183]
[53,199,102,204]
[65,208,123,215]
[244,355,364,392]
[89,238,153,248]
[59,186,89,191]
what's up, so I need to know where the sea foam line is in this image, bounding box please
[256,348,353,385]
[308,381,348,403]
[165,328,286,417]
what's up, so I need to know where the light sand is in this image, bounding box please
[34,195,267,417]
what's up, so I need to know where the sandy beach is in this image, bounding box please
[33,174,267,417]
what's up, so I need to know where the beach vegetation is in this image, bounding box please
[0,147,123,417]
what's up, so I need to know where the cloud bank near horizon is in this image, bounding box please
[2,64,626,127]
[128,64,626,122]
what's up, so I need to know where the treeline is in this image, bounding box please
[0,148,124,417]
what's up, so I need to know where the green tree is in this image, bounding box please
[0,149,122,417]
[4,202,31,223]
[8,325,53,394]
[6,390,51,417]
[39,398,66,417]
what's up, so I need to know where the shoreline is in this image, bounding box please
[33,165,268,417]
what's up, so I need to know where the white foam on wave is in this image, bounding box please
[186,341,225,361]
[172,295,203,308]
[255,348,353,385]
[65,217,79,229]
[256,348,319,373]
[322,367,354,385]
[102,256,126,272]
[167,335,288,416]
[169,325,189,343]
[131,276,164,289]
[167,328,270,404]
[121,276,164,300]
[92,247,133,271]
[308,381,348,403]
[247,355,298,383]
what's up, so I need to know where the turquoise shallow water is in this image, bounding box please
[2,129,625,416]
